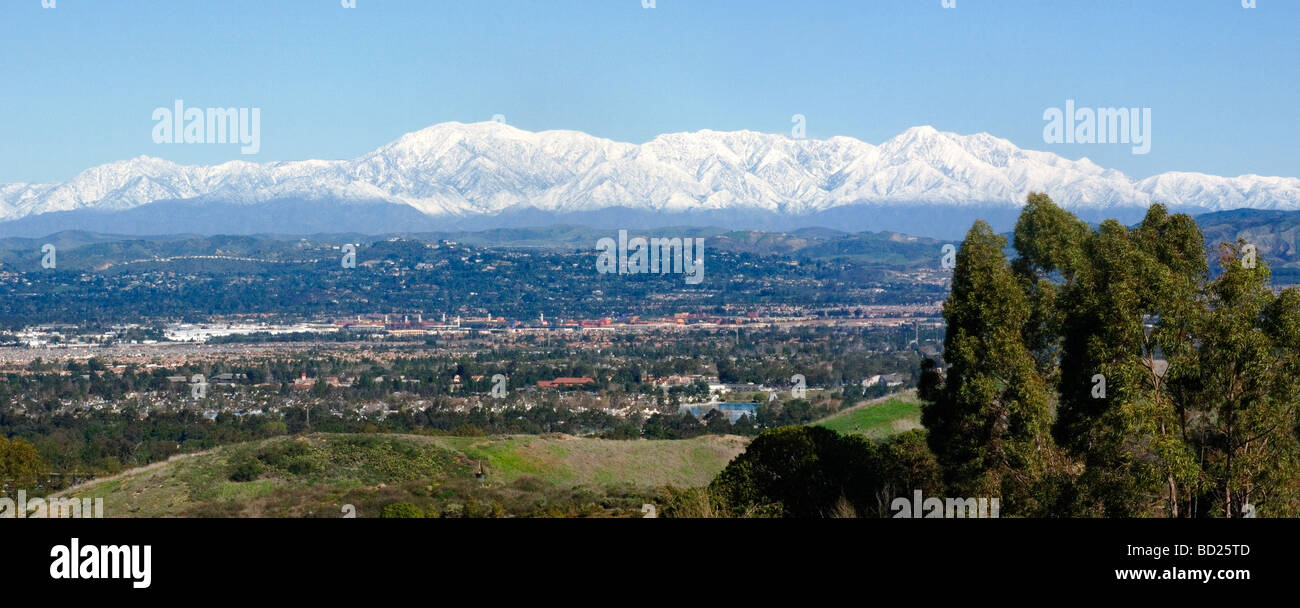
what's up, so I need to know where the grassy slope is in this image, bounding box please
[54,393,921,518]
[57,433,748,518]
[812,390,922,439]
[433,434,748,487]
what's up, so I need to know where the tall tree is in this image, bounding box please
[922,194,1300,517]
[1167,243,1300,516]
[1011,192,1090,380]
[1052,207,1204,516]
[923,220,1054,511]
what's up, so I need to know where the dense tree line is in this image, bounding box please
[920,194,1300,517]
[692,195,1300,518]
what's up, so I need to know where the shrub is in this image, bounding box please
[285,457,319,476]
[451,424,486,437]
[257,441,311,468]
[380,502,425,518]
[708,426,940,517]
[228,458,265,482]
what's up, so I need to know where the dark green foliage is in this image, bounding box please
[1163,242,1300,516]
[380,502,425,519]
[256,441,320,476]
[227,457,264,482]
[450,424,486,437]
[919,193,1300,517]
[923,220,1054,508]
[708,426,940,518]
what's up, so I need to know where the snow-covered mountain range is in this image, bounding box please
[3,121,1297,238]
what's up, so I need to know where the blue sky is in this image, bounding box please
[1,0,1295,183]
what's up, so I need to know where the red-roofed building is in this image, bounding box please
[537,377,596,388]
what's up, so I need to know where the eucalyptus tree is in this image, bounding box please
[923,193,1300,516]
[922,220,1054,512]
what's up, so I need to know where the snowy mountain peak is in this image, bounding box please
[2,122,1298,225]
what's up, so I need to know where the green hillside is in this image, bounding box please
[55,433,749,518]
[813,391,923,438]
[46,395,925,518]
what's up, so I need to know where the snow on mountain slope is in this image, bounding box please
[2,121,1297,223]
[1137,172,1300,211]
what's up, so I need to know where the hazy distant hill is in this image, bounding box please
[4,209,1298,282]
[0,225,947,271]
[1196,209,1300,282]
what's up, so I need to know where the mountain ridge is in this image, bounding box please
[4,121,1298,239]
